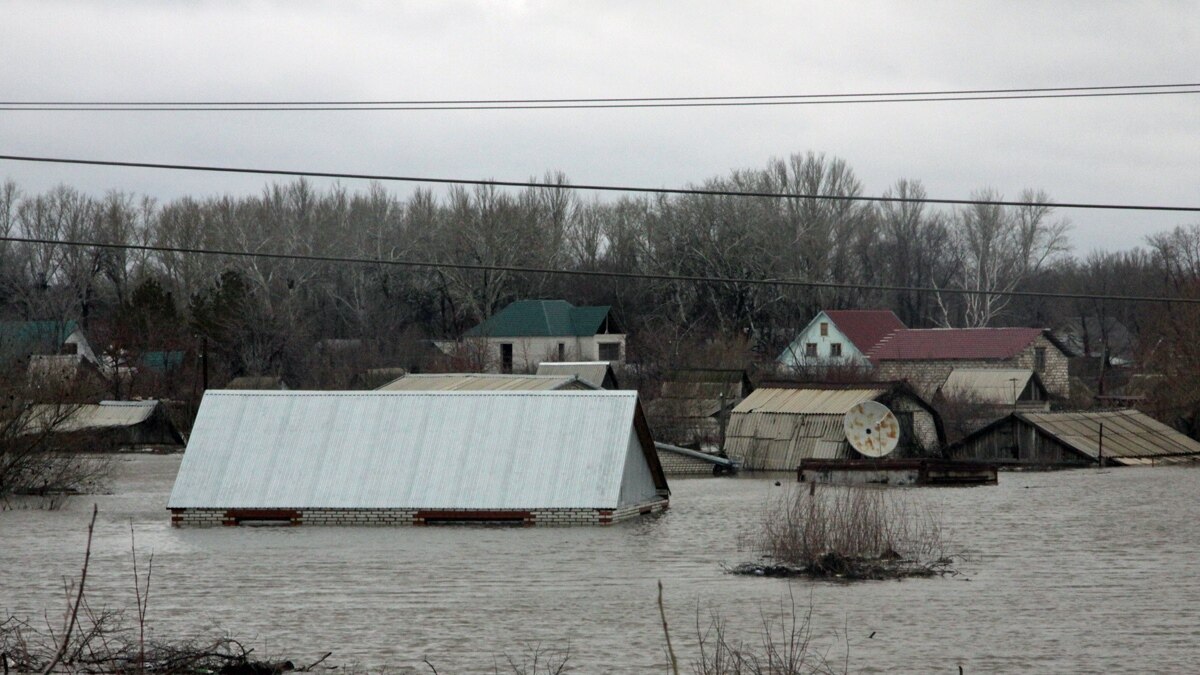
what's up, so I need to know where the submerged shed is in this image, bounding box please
[938,368,1049,408]
[646,368,754,449]
[949,409,1200,467]
[25,400,185,450]
[535,361,620,389]
[168,390,670,526]
[375,373,597,391]
[724,382,944,470]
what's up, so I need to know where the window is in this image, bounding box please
[830,343,842,357]
[819,322,829,337]
[1034,347,1047,371]
[805,342,818,357]
[557,342,566,361]
[598,342,620,361]
[500,343,513,373]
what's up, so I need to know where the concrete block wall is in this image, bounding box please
[171,500,669,528]
[658,451,717,475]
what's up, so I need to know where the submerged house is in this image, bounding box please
[949,409,1200,467]
[444,300,626,374]
[24,400,185,450]
[646,368,754,449]
[168,390,670,526]
[724,382,944,471]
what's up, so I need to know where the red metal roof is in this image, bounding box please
[867,327,1046,361]
[823,310,906,352]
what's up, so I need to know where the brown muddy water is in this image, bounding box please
[2,456,1199,673]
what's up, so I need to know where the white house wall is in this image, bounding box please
[617,426,660,508]
[778,313,869,369]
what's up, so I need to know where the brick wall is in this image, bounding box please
[875,338,1070,401]
[171,500,669,528]
[658,451,718,475]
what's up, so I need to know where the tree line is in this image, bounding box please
[0,151,1197,406]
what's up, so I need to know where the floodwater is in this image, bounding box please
[2,457,1199,673]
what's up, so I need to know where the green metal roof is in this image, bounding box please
[465,300,613,338]
[0,320,79,356]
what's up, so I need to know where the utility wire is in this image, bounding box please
[3,234,1199,306]
[2,83,1197,110]
[3,90,1198,111]
[1,154,1197,213]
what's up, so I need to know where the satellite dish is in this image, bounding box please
[843,400,900,458]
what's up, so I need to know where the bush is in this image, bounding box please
[748,484,955,579]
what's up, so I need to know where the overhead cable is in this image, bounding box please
[3,235,1199,306]
[1,154,1197,213]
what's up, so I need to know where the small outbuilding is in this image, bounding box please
[168,390,670,526]
[646,368,753,449]
[535,361,620,389]
[25,400,185,450]
[937,368,1049,409]
[948,409,1200,467]
[724,382,944,471]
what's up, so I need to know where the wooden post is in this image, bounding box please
[1098,422,1104,467]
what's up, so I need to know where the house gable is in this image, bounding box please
[778,311,887,368]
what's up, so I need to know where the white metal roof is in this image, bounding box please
[168,390,664,510]
[375,373,594,391]
[26,400,161,432]
[535,361,616,389]
[941,368,1037,405]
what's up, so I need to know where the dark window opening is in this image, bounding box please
[598,342,620,361]
[830,343,843,357]
[1034,347,1047,371]
[557,342,566,361]
[805,342,818,357]
[500,343,513,373]
[819,322,829,336]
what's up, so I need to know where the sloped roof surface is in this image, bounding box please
[535,361,618,389]
[823,310,906,352]
[868,327,1045,361]
[465,300,613,337]
[27,400,161,432]
[733,386,887,415]
[168,391,666,510]
[940,368,1040,405]
[0,320,78,354]
[376,373,593,391]
[1017,410,1200,464]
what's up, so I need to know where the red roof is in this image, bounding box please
[867,327,1047,361]
[823,310,906,353]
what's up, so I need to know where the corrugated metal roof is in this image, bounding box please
[27,400,160,432]
[1017,410,1200,463]
[375,373,593,391]
[169,390,665,510]
[941,368,1037,405]
[725,413,851,469]
[535,361,617,389]
[732,387,886,415]
[868,327,1046,361]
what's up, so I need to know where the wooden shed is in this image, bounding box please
[724,382,944,471]
[948,409,1200,467]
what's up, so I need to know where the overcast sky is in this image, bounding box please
[1,1,1196,252]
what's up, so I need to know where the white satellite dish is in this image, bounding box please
[843,400,900,458]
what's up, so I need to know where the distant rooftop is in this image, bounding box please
[868,327,1048,361]
[465,300,615,338]
[822,309,906,352]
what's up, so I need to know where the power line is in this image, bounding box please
[3,234,1198,306]
[3,90,1198,112]
[2,82,1197,110]
[1,154,1197,214]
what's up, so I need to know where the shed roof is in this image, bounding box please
[940,368,1044,405]
[168,390,668,510]
[536,361,620,389]
[1014,410,1200,464]
[733,386,887,415]
[376,373,596,391]
[867,327,1048,361]
[26,400,164,433]
[0,320,79,355]
[465,300,614,337]
[822,310,906,352]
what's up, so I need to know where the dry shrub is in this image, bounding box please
[692,595,844,675]
[754,485,952,579]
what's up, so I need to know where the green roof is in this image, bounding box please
[465,300,614,338]
[141,350,186,372]
[0,320,79,356]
